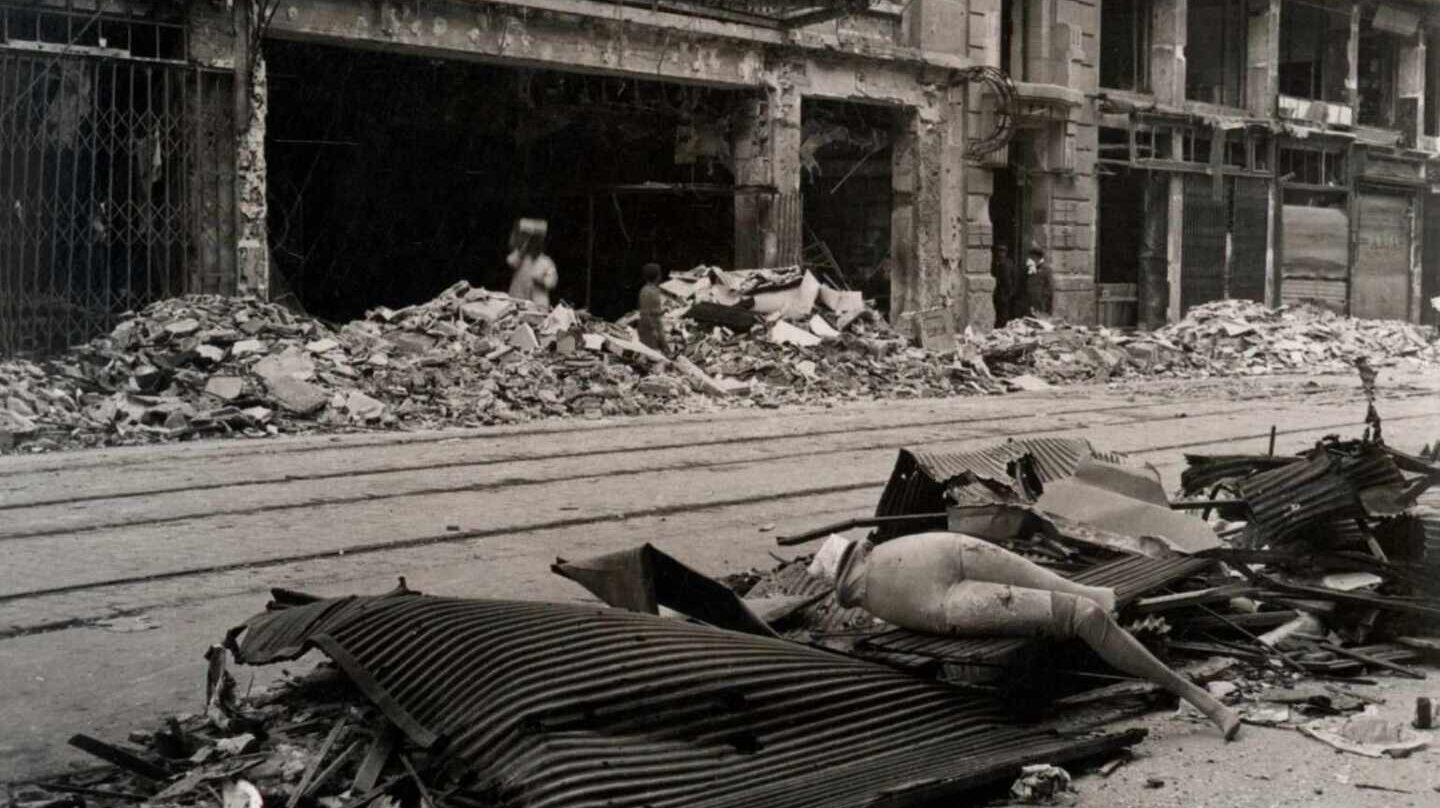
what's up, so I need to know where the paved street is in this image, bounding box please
[2,370,1438,785]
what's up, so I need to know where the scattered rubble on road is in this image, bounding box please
[3,271,1437,453]
[25,395,1440,808]
[982,298,1440,385]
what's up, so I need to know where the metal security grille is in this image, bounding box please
[1180,174,1227,313]
[1229,177,1268,303]
[0,10,234,355]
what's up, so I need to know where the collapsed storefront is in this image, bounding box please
[1,0,1010,355]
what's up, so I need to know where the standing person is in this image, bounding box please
[507,218,558,308]
[1025,247,1052,316]
[992,245,1019,326]
[636,262,671,354]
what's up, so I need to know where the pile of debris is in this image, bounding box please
[0,274,999,453]
[24,398,1440,807]
[4,279,1437,453]
[980,299,1439,384]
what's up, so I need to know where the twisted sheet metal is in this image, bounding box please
[1234,452,1403,545]
[874,438,1125,537]
[853,554,1215,666]
[230,594,1140,808]
[1180,454,1299,496]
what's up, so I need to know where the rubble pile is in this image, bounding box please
[4,280,1438,453]
[0,276,1000,453]
[0,289,694,452]
[980,299,1440,384]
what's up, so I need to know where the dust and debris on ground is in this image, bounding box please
[9,363,1440,808]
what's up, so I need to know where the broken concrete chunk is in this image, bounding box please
[195,344,226,364]
[164,318,201,336]
[232,339,265,357]
[808,315,841,341]
[387,331,436,355]
[204,376,244,402]
[605,335,667,364]
[460,298,515,325]
[305,338,339,354]
[1007,374,1051,391]
[242,406,273,425]
[253,349,316,386]
[509,323,540,352]
[264,376,329,415]
[770,320,822,348]
[344,390,385,422]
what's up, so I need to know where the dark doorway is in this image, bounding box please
[988,164,1024,324]
[1097,168,1144,327]
[264,40,747,322]
[800,99,895,309]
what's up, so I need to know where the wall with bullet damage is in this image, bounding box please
[186,1,269,299]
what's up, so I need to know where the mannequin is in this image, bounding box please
[825,532,1240,741]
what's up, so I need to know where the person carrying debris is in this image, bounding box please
[507,218,558,308]
[816,532,1242,741]
[1025,247,1052,315]
[992,245,1020,326]
[637,262,671,354]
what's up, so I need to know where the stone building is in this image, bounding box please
[1,0,1436,354]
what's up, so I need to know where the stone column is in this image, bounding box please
[1150,0,1187,106]
[1246,0,1280,118]
[889,99,948,323]
[1345,4,1361,110]
[236,5,270,300]
[733,64,802,269]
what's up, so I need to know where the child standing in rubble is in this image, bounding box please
[507,218,558,308]
[816,532,1241,741]
[637,262,670,354]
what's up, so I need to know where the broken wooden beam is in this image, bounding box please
[66,734,170,781]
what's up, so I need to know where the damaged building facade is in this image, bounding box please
[1,0,1001,353]
[2,0,1440,355]
[1092,0,1440,328]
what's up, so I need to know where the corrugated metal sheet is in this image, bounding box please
[1180,454,1301,496]
[1236,453,1359,544]
[1280,278,1348,310]
[230,593,1142,808]
[874,438,1125,537]
[853,554,1215,667]
[1233,445,1408,545]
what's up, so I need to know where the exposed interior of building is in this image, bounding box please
[265,41,748,322]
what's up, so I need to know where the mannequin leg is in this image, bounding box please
[1050,592,1241,741]
[956,536,1117,613]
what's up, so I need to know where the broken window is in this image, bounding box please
[1279,0,1350,102]
[1279,145,1346,187]
[1185,0,1247,107]
[1357,9,1408,128]
[1100,0,1151,91]
[0,3,186,60]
